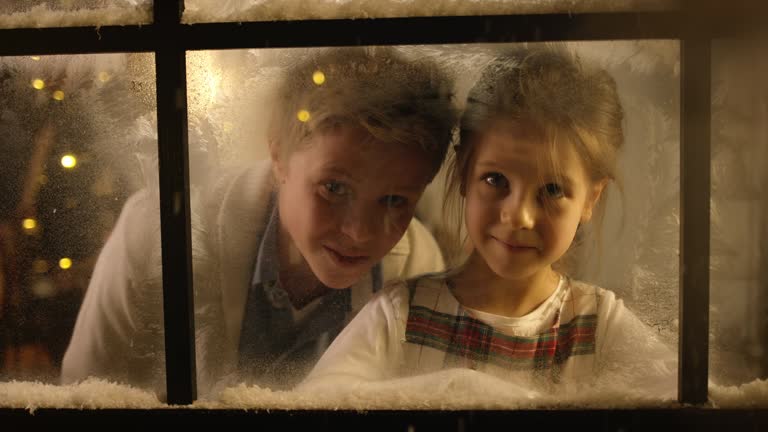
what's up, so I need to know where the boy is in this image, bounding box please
[61,47,457,397]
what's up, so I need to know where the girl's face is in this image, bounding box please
[463,121,605,282]
[273,125,432,289]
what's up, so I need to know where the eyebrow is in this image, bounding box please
[319,166,424,194]
[318,166,360,183]
[475,159,532,174]
[475,159,577,188]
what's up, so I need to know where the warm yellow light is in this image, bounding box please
[312,70,326,85]
[22,218,37,230]
[33,259,49,274]
[61,154,77,169]
[52,90,65,101]
[98,71,111,82]
[59,258,73,270]
[31,56,41,61]
[297,109,311,122]
[32,79,45,90]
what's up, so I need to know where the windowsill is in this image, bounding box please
[1,377,766,410]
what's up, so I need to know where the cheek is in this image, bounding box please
[464,194,492,231]
[280,180,335,241]
[545,213,580,250]
[304,195,338,237]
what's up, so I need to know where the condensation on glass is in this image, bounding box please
[182,0,680,24]
[185,41,683,406]
[709,37,768,387]
[0,53,159,390]
[0,0,152,30]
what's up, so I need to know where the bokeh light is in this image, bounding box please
[52,90,65,101]
[297,109,311,122]
[32,79,45,90]
[313,70,326,85]
[61,154,77,169]
[22,218,37,230]
[59,258,73,270]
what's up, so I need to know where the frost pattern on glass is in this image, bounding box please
[0,53,157,385]
[571,42,681,346]
[0,0,151,29]
[709,37,768,386]
[182,0,679,23]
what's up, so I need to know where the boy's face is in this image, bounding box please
[463,121,605,283]
[274,125,433,289]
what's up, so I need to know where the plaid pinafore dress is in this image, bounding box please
[402,276,601,385]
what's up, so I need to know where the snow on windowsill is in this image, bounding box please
[0,0,680,30]
[1,374,766,411]
[0,4,152,30]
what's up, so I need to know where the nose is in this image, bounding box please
[340,203,378,243]
[499,192,536,230]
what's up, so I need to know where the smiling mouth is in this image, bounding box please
[324,246,370,266]
[492,236,538,251]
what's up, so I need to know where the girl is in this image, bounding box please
[301,46,676,397]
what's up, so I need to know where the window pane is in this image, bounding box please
[186,41,680,407]
[182,0,679,23]
[0,0,152,29]
[709,37,768,394]
[0,53,160,396]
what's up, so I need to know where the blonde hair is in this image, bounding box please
[444,45,624,267]
[268,47,457,180]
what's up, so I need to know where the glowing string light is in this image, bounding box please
[59,258,73,270]
[52,90,65,101]
[297,110,311,122]
[61,154,77,169]
[22,218,37,230]
[32,79,45,90]
[312,70,326,85]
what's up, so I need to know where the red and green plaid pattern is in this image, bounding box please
[405,305,597,372]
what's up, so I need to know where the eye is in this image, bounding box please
[482,172,508,188]
[323,181,349,196]
[382,195,408,209]
[540,183,565,199]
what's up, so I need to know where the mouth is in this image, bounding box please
[323,245,370,267]
[492,236,539,252]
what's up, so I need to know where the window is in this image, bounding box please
[1,0,766,427]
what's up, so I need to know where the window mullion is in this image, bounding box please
[155,0,197,405]
[678,28,712,404]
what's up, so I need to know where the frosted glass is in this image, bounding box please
[709,37,768,387]
[0,53,159,392]
[185,41,682,405]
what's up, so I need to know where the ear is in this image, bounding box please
[580,178,609,223]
